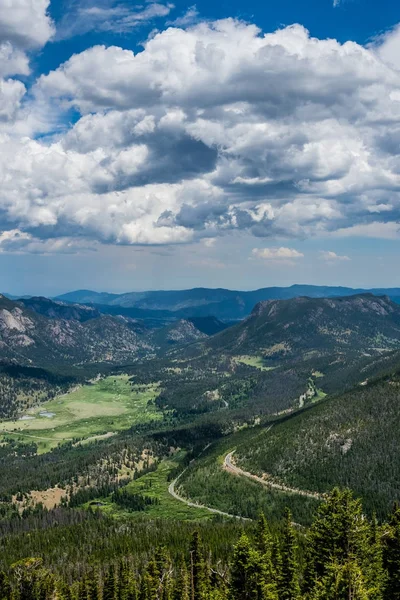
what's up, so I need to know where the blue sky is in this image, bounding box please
[1,0,400,295]
[37,0,400,76]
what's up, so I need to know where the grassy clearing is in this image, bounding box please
[232,355,276,371]
[313,388,327,402]
[0,376,163,453]
[94,454,212,521]
[312,371,324,379]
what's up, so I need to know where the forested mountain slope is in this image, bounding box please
[203,294,400,361]
[1,489,398,600]
[0,296,211,369]
[18,297,101,322]
[235,368,400,516]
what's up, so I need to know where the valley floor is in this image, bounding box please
[0,375,163,452]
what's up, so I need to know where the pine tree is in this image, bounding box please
[85,570,100,600]
[365,514,385,599]
[382,504,400,599]
[118,560,137,600]
[279,509,300,600]
[306,488,370,583]
[172,561,190,600]
[256,514,273,557]
[0,572,11,600]
[229,533,276,600]
[104,565,118,600]
[311,560,370,600]
[155,547,172,600]
[77,578,87,600]
[56,580,73,600]
[256,513,276,592]
[271,538,283,581]
[139,561,159,600]
[189,532,207,600]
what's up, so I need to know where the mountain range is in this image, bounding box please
[3,291,400,371]
[4,286,400,523]
[0,295,225,368]
[203,293,400,362]
[53,285,400,321]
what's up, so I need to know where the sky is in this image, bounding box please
[1,0,400,295]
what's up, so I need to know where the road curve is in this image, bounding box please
[223,450,323,500]
[168,464,251,521]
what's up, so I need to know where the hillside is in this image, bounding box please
[19,297,101,322]
[0,296,212,369]
[55,285,400,320]
[203,294,400,361]
[234,367,400,516]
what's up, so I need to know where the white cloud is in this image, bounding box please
[2,19,400,251]
[373,24,400,71]
[0,0,54,49]
[56,0,174,39]
[0,0,54,129]
[0,79,26,122]
[169,6,199,28]
[0,230,92,254]
[319,250,350,261]
[0,42,29,77]
[252,247,304,260]
[332,222,400,240]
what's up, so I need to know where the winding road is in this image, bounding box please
[223,450,323,500]
[168,466,251,520]
[167,425,322,520]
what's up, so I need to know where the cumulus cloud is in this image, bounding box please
[319,250,350,261]
[2,18,400,251]
[0,230,91,254]
[0,42,29,77]
[0,0,54,127]
[0,0,54,49]
[252,247,304,260]
[0,79,26,122]
[373,24,400,71]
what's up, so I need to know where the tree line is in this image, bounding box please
[2,489,400,599]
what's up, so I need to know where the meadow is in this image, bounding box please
[95,454,213,521]
[0,375,162,453]
[232,355,275,371]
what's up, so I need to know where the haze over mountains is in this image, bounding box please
[2,289,400,376]
[54,285,400,321]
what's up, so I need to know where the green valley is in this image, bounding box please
[2,292,400,599]
[0,376,163,452]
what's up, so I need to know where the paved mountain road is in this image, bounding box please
[167,425,322,521]
[223,445,323,500]
[168,466,251,520]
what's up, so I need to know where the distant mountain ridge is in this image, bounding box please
[203,293,400,361]
[54,285,400,321]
